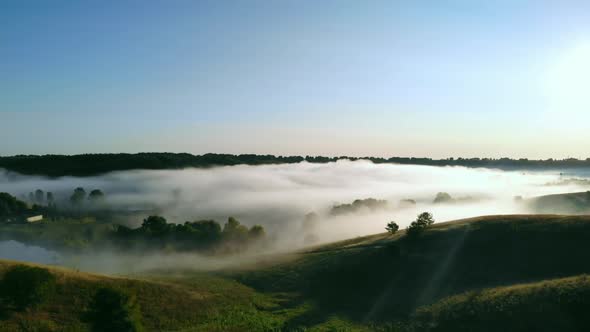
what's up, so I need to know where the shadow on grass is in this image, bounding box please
[239,216,590,329]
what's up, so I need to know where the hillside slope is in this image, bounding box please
[4,215,590,331]
[235,215,590,325]
[413,274,590,331]
[0,260,290,332]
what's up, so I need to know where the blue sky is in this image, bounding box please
[2,1,590,158]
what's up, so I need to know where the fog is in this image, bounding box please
[2,160,590,272]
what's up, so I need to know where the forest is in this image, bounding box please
[2,153,590,177]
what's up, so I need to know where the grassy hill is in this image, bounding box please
[413,274,590,331]
[0,260,295,332]
[234,215,590,328]
[4,214,590,331]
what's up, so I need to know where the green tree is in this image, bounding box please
[248,225,266,239]
[0,192,28,217]
[223,217,240,232]
[0,265,56,310]
[89,287,143,332]
[385,221,399,234]
[189,220,222,241]
[406,212,435,238]
[417,212,435,226]
[223,217,249,241]
[223,217,248,234]
[141,215,169,235]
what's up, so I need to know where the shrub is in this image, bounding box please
[0,265,56,310]
[89,287,143,332]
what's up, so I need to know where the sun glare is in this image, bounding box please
[546,42,590,114]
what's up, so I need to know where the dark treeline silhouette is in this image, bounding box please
[1,153,590,177]
[0,192,51,222]
[0,193,29,218]
[330,198,389,216]
[114,216,266,253]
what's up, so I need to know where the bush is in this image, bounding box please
[89,287,143,332]
[0,265,56,310]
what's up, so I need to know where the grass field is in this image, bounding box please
[3,214,590,331]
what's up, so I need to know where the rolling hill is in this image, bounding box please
[3,214,590,331]
[233,214,590,329]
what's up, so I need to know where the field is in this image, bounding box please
[3,214,590,331]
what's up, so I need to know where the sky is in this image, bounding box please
[2,1,590,158]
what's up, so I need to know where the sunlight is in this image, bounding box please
[546,42,590,114]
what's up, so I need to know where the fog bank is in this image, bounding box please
[2,160,589,247]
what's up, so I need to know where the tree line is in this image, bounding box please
[114,216,266,253]
[2,153,589,177]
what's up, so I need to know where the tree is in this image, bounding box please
[115,224,135,237]
[141,216,169,235]
[406,212,435,238]
[302,212,319,232]
[222,217,249,242]
[223,217,240,233]
[417,212,435,226]
[223,217,248,235]
[70,187,86,206]
[88,189,105,204]
[248,225,266,239]
[89,287,143,332]
[35,189,45,204]
[189,220,222,241]
[0,265,56,310]
[0,192,28,217]
[46,192,54,204]
[385,221,399,234]
[433,192,453,204]
[399,199,416,208]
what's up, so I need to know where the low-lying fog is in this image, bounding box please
[2,160,589,272]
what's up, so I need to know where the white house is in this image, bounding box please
[26,215,43,223]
